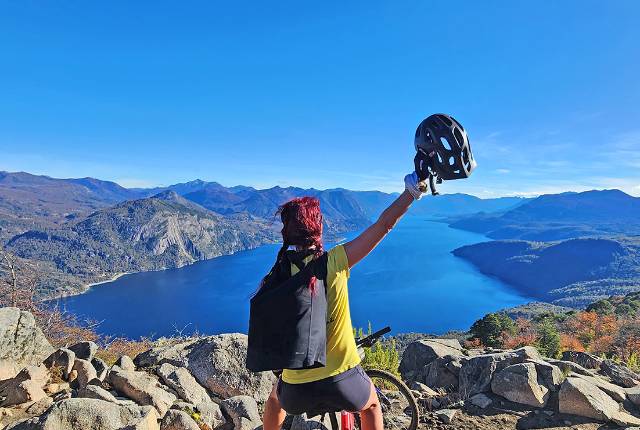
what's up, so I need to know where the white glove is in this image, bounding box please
[404,171,425,200]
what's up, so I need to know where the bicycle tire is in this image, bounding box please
[364,369,419,430]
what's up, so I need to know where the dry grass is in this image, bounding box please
[95,337,154,366]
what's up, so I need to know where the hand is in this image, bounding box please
[404,171,425,200]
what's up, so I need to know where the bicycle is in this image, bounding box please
[281,326,419,430]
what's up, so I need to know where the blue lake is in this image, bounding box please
[57,217,529,338]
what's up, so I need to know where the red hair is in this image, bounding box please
[259,197,324,293]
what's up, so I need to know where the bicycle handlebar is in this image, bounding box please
[356,326,391,348]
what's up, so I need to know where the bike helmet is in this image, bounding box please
[414,113,477,181]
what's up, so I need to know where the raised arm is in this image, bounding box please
[344,189,415,268]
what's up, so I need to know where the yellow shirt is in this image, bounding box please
[281,245,361,384]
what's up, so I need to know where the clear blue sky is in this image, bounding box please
[1,1,639,197]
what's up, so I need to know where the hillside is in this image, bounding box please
[453,237,640,307]
[4,192,278,298]
[450,189,640,240]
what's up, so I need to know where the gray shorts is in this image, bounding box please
[277,366,372,416]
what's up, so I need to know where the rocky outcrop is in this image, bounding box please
[108,366,177,417]
[561,351,602,370]
[160,409,200,430]
[491,363,549,407]
[0,308,53,380]
[221,396,262,430]
[157,363,210,406]
[71,359,97,389]
[600,359,640,388]
[43,349,75,380]
[67,342,98,362]
[6,398,159,430]
[399,339,463,381]
[135,334,275,403]
[558,376,640,426]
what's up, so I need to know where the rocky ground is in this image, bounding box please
[2,307,640,430]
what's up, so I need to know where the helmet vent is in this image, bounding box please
[440,137,452,151]
[440,115,453,126]
[453,128,464,146]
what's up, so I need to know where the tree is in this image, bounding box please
[470,312,516,348]
[536,317,561,358]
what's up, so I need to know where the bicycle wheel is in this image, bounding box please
[362,369,419,430]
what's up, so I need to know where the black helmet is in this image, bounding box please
[414,113,477,181]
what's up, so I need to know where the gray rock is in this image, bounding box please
[115,355,136,372]
[627,385,640,406]
[458,348,538,397]
[408,381,438,396]
[562,351,603,370]
[571,373,627,402]
[160,409,200,430]
[221,395,262,430]
[197,401,226,429]
[0,308,53,380]
[491,363,549,408]
[68,342,98,361]
[76,385,119,403]
[558,377,620,421]
[157,363,210,405]
[90,357,108,381]
[526,359,564,391]
[6,398,159,430]
[600,359,640,388]
[25,397,53,415]
[72,359,97,389]
[399,339,464,381]
[1,379,48,406]
[108,366,177,417]
[469,393,492,409]
[43,348,76,379]
[423,355,462,391]
[136,334,275,403]
[548,359,596,377]
[435,409,458,424]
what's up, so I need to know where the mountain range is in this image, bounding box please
[2,170,640,305]
[0,171,525,298]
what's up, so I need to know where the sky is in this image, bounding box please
[1,1,639,197]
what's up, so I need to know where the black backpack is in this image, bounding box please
[246,250,329,372]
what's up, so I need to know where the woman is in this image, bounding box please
[261,171,427,430]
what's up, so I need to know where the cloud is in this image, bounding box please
[495,169,511,174]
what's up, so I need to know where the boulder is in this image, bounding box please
[599,359,640,388]
[458,348,538,397]
[76,385,119,403]
[136,334,275,403]
[526,359,564,391]
[160,409,200,430]
[6,398,159,430]
[0,365,49,407]
[491,363,549,408]
[548,359,596,377]
[90,357,108,381]
[68,342,98,361]
[197,401,226,429]
[43,348,75,379]
[25,397,54,415]
[399,339,463,381]
[423,355,462,391]
[627,385,640,406]
[157,363,210,405]
[72,359,97,389]
[562,351,603,370]
[571,373,627,402]
[108,366,177,417]
[408,381,439,396]
[0,308,53,380]
[469,393,492,409]
[1,380,48,406]
[435,409,458,424]
[115,355,136,372]
[221,395,262,430]
[558,377,621,422]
